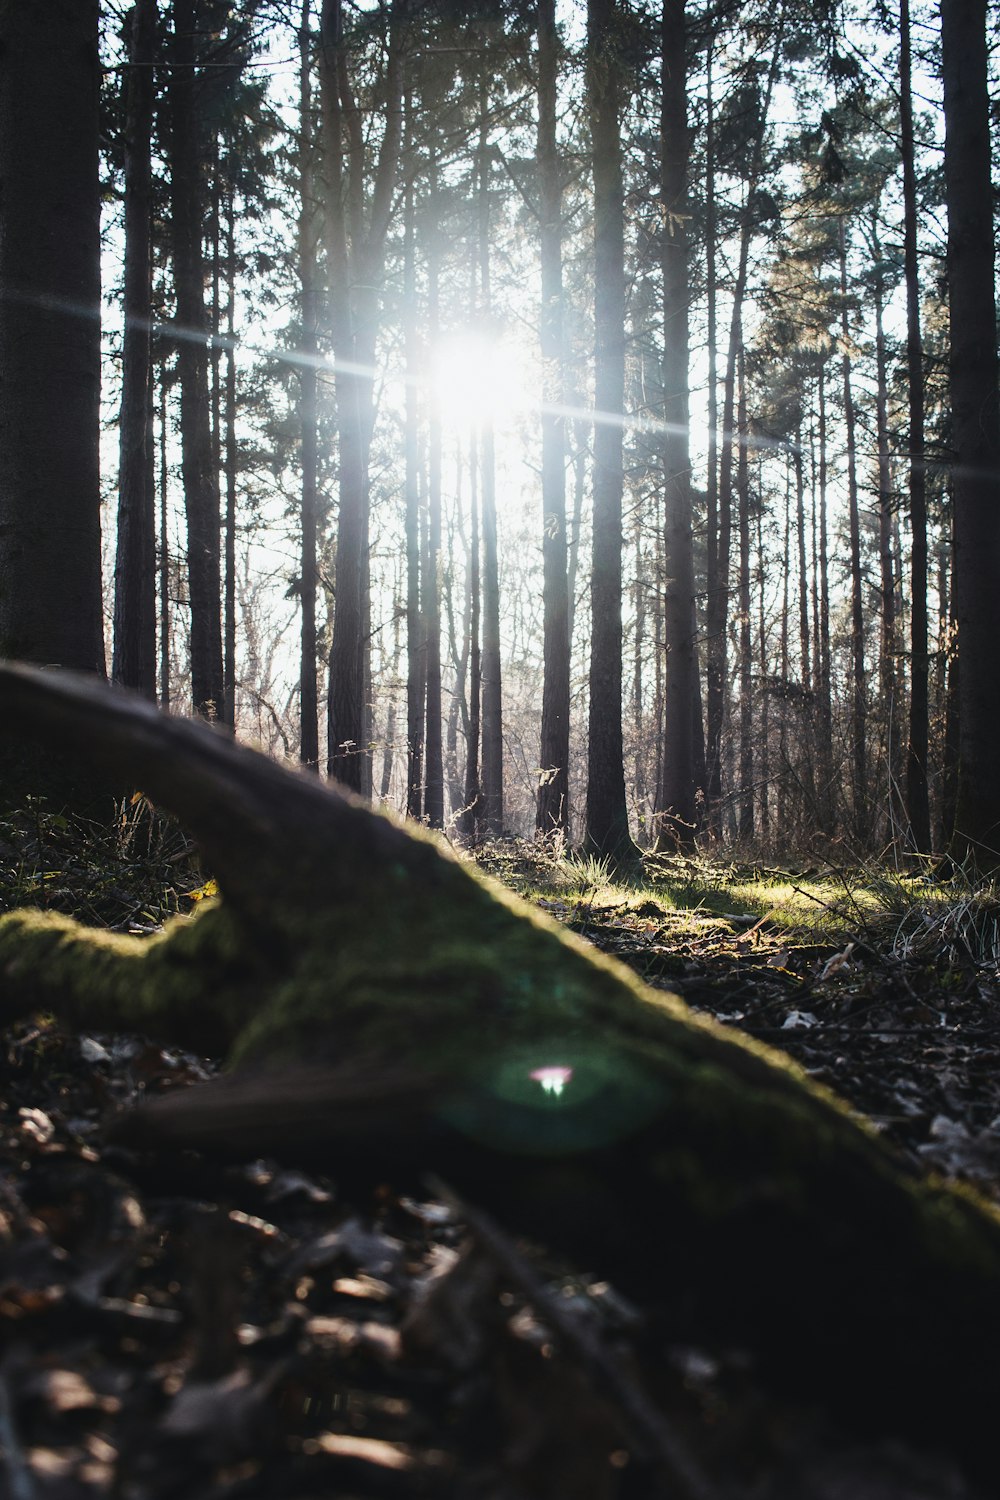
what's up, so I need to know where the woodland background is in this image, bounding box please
[2,0,999,868]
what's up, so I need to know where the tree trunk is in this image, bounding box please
[654,0,696,851]
[899,0,931,851]
[298,3,321,771]
[222,192,238,732]
[702,43,718,802]
[737,350,753,842]
[777,474,790,832]
[941,0,1000,860]
[584,0,638,870]
[461,431,483,837]
[424,169,445,830]
[703,11,784,837]
[815,360,834,832]
[477,79,504,839]
[838,219,867,834]
[403,133,424,820]
[480,417,502,836]
[158,381,172,708]
[321,0,405,792]
[872,263,902,839]
[113,0,158,698]
[757,502,770,837]
[535,0,571,839]
[0,0,105,674]
[170,0,224,720]
[322,0,366,787]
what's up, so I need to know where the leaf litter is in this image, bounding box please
[2,869,1000,1498]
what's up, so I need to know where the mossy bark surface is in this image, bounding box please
[0,662,998,1471]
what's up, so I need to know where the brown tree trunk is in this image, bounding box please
[815,361,834,832]
[704,9,784,837]
[654,0,696,850]
[461,431,483,837]
[838,220,867,834]
[737,350,753,842]
[899,0,931,851]
[298,3,321,771]
[872,263,902,838]
[423,168,444,830]
[113,0,158,698]
[403,97,424,820]
[158,383,172,708]
[757,503,770,838]
[477,78,504,839]
[584,0,638,869]
[170,0,224,720]
[941,0,1000,860]
[321,0,405,791]
[222,193,238,732]
[702,43,718,800]
[322,0,366,786]
[535,0,571,839]
[0,0,105,674]
[777,475,791,833]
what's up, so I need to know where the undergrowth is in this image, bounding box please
[473,836,1000,974]
[0,793,206,931]
[5,797,1000,982]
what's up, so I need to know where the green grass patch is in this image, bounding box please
[473,839,1000,956]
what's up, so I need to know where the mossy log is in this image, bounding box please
[0,663,998,1471]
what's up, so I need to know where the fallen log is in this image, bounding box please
[0,662,997,1474]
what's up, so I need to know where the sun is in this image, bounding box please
[428,327,524,430]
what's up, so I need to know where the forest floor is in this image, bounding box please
[1,805,999,1500]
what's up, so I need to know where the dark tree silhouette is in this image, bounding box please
[584,0,639,869]
[941,0,1000,859]
[170,0,224,720]
[113,0,158,699]
[535,0,571,840]
[654,0,697,851]
[0,0,105,674]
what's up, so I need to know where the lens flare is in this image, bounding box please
[530,1064,574,1097]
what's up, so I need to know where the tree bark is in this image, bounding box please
[477,78,504,839]
[654,0,696,851]
[535,0,571,839]
[838,218,867,834]
[321,0,406,792]
[298,3,321,771]
[158,381,172,707]
[170,0,224,720]
[403,126,424,820]
[321,0,366,787]
[423,166,444,830]
[941,0,1000,860]
[703,10,784,837]
[461,431,483,837]
[113,0,158,698]
[899,0,930,850]
[0,0,105,674]
[222,192,238,732]
[815,360,834,832]
[737,350,753,841]
[872,260,902,839]
[584,0,638,869]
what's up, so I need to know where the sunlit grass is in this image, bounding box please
[473,840,993,948]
